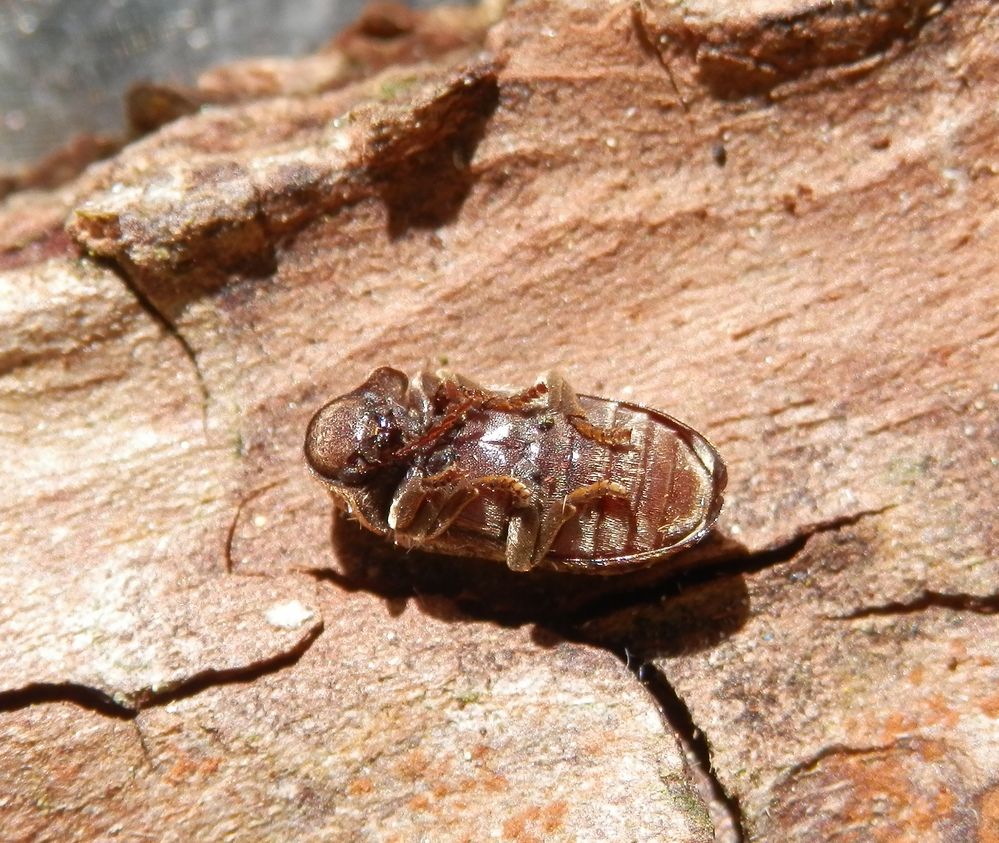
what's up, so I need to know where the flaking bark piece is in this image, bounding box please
[0,258,321,710]
[125,0,501,135]
[1,572,322,710]
[0,589,714,842]
[69,58,499,295]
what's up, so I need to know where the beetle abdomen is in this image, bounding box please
[433,394,724,569]
[546,396,725,570]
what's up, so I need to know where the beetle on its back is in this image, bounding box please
[305,367,726,574]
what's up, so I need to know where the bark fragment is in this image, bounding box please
[0,591,712,843]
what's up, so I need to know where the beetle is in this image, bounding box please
[305,367,726,574]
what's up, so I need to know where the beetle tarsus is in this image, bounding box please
[390,467,536,542]
[567,414,632,447]
[538,371,632,447]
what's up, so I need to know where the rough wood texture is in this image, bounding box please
[1,0,997,840]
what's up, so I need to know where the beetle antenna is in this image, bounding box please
[390,397,477,460]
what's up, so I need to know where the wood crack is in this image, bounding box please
[633,661,745,843]
[772,738,920,787]
[0,622,325,718]
[631,3,689,110]
[828,589,999,620]
[132,621,325,709]
[570,506,896,626]
[0,682,136,720]
[224,479,287,574]
[94,256,211,437]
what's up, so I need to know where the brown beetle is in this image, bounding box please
[305,368,726,574]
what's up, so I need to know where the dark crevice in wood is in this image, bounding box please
[691,506,896,579]
[223,479,286,574]
[631,3,689,110]
[828,589,999,619]
[557,507,895,628]
[0,624,324,719]
[774,739,906,785]
[132,621,325,710]
[94,256,211,436]
[0,683,135,720]
[628,659,745,843]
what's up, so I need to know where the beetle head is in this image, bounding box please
[305,367,411,485]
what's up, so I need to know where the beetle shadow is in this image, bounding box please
[319,510,751,659]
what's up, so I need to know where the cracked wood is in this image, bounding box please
[1,0,997,840]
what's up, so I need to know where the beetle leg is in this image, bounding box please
[390,484,478,544]
[505,506,541,572]
[467,474,533,505]
[529,480,630,568]
[410,371,442,418]
[422,475,534,546]
[438,371,548,414]
[433,370,488,407]
[388,470,434,532]
[484,383,549,413]
[425,487,481,539]
[391,469,536,546]
[435,369,487,391]
[453,475,541,572]
[538,372,632,447]
[421,463,464,488]
[388,463,465,531]
[568,414,632,447]
[426,475,534,541]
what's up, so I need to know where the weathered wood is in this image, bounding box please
[1,0,996,839]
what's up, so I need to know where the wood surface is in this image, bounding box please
[1,1,997,840]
